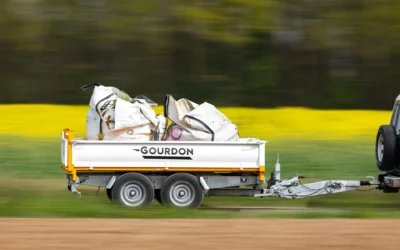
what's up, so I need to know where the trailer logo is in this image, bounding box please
[133,146,193,160]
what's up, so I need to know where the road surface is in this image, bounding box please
[0,218,395,250]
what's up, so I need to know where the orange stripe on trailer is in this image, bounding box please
[61,165,266,181]
[71,167,262,172]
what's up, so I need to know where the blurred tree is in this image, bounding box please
[0,0,399,109]
[172,0,279,44]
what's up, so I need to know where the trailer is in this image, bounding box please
[61,128,380,209]
[60,86,400,209]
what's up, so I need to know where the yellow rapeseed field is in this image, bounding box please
[1,104,392,142]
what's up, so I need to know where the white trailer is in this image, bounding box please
[61,128,379,209]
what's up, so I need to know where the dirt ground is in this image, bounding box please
[0,218,397,250]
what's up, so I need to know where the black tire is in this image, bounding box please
[160,173,204,209]
[111,173,154,208]
[154,189,163,205]
[376,125,398,172]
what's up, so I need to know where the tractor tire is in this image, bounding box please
[376,125,398,172]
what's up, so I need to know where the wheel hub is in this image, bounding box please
[169,181,195,207]
[120,182,146,207]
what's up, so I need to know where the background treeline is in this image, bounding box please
[1,0,399,109]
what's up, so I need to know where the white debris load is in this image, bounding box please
[83,84,239,142]
[84,84,166,141]
[164,94,239,141]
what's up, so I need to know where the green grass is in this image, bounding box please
[1,135,399,219]
[1,185,400,219]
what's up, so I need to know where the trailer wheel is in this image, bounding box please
[376,125,398,172]
[160,173,204,209]
[111,173,154,208]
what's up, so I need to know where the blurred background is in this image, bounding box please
[1,0,400,218]
[1,0,399,109]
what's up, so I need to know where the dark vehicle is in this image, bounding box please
[375,95,400,192]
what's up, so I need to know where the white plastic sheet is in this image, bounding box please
[85,85,158,141]
[114,98,158,130]
[164,95,239,141]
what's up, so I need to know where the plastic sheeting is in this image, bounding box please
[85,84,159,141]
[164,95,239,141]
